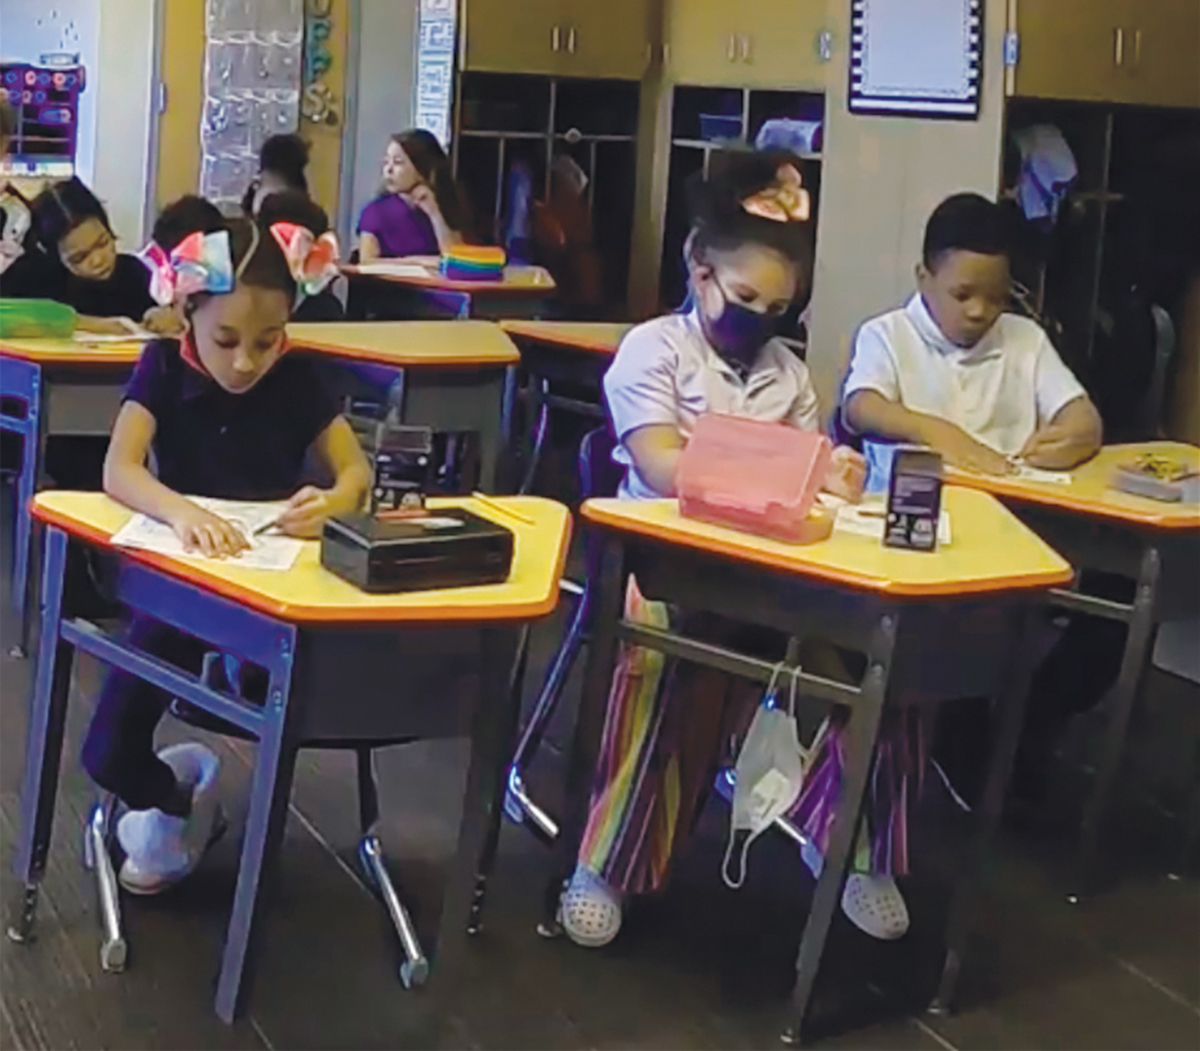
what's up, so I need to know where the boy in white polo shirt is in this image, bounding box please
[842,192,1102,483]
[842,192,1114,809]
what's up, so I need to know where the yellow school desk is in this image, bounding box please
[343,261,557,321]
[0,336,144,653]
[9,491,571,1023]
[499,320,630,493]
[947,441,1200,889]
[288,320,521,493]
[547,487,1071,1044]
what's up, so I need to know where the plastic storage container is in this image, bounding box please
[698,113,743,143]
[676,414,833,543]
[0,298,77,339]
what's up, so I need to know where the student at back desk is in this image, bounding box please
[841,192,1109,806]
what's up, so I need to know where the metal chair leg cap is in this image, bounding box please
[400,957,429,989]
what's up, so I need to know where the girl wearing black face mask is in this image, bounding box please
[554,155,903,953]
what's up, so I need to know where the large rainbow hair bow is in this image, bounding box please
[269,222,340,298]
[138,230,235,306]
[741,163,811,223]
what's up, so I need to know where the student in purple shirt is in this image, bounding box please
[356,129,469,260]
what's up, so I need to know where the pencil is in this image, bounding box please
[471,491,535,527]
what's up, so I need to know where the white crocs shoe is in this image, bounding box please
[117,743,223,895]
[841,872,909,940]
[559,865,622,948]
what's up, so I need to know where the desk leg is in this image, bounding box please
[783,610,897,1046]
[1075,546,1160,896]
[519,378,549,496]
[539,535,625,933]
[931,606,1038,1014]
[8,365,41,657]
[467,624,530,934]
[434,627,522,980]
[213,623,299,1024]
[7,526,73,943]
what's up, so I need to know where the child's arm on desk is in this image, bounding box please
[276,416,371,538]
[845,389,1012,476]
[1018,395,1102,470]
[624,424,686,497]
[104,402,250,557]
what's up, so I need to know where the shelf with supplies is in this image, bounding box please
[452,71,641,313]
[659,84,825,311]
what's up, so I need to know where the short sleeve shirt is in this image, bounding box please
[45,253,155,320]
[604,311,822,500]
[356,194,439,258]
[844,293,1086,457]
[123,340,340,501]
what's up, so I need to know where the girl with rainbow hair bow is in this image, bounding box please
[85,211,368,895]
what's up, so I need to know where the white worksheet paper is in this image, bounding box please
[73,317,156,343]
[353,262,435,279]
[111,498,303,571]
[1010,465,1072,485]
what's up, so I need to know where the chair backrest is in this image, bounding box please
[578,425,622,501]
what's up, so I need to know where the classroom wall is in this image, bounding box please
[92,0,156,246]
[0,0,100,184]
[153,0,352,221]
[304,0,351,220]
[804,0,1008,418]
[341,0,420,248]
[154,0,204,210]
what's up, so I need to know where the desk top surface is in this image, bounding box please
[287,321,520,367]
[947,442,1200,532]
[499,320,631,356]
[583,487,1072,598]
[343,262,556,295]
[33,493,571,625]
[0,336,145,366]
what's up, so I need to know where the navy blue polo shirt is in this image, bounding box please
[123,339,340,501]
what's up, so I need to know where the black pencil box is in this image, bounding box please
[321,509,514,593]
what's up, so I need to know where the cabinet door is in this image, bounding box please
[1123,0,1200,108]
[736,0,829,89]
[1011,0,1128,102]
[461,0,571,76]
[666,0,742,86]
[566,0,651,80]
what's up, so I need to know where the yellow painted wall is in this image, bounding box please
[154,0,348,218]
[300,0,349,219]
[155,0,205,209]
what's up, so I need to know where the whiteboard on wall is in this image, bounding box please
[848,0,983,119]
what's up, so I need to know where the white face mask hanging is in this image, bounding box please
[722,663,808,890]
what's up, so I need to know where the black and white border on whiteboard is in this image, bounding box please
[848,0,984,121]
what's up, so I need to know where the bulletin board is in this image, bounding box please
[848,0,984,120]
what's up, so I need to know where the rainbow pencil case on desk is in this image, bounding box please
[0,298,77,339]
[676,414,834,544]
[1111,453,1200,503]
[439,245,506,281]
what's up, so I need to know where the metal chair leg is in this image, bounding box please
[358,835,429,989]
[353,749,428,989]
[82,798,126,973]
[504,580,591,841]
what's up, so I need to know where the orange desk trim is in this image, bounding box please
[33,496,571,626]
[582,489,1073,599]
[500,320,629,357]
[946,442,1200,531]
[287,321,521,368]
[0,338,145,366]
[342,263,556,296]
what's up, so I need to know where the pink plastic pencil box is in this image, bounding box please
[676,414,834,544]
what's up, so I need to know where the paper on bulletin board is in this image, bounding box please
[848,0,983,119]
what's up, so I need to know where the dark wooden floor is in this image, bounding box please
[1,482,1198,1050]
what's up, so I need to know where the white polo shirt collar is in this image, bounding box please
[905,293,1002,365]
